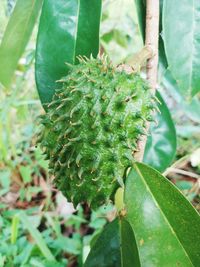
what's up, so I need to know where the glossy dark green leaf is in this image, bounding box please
[84,218,141,267]
[163,1,200,97]
[158,37,168,80]
[125,162,200,267]
[144,91,176,172]
[35,0,102,107]
[0,0,43,88]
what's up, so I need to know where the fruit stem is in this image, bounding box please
[114,187,125,213]
[127,45,153,72]
[134,0,160,162]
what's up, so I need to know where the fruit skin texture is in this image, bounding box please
[38,56,155,208]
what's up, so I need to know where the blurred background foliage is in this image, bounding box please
[0,0,199,266]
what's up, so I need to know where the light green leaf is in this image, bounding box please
[20,212,56,262]
[162,69,200,124]
[35,0,102,108]
[125,162,200,267]
[0,169,11,189]
[163,0,200,97]
[84,218,141,267]
[11,214,19,244]
[0,0,43,87]
[19,165,32,184]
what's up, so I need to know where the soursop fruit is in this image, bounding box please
[38,56,156,208]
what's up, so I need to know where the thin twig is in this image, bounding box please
[163,154,190,175]
[134,0,160,162]
[164,168,200,179]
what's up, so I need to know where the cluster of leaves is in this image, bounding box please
[0,187,113,266]
[0,134,114,266]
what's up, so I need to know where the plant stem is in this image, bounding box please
[145,0,160,89]
[134,0,160,162]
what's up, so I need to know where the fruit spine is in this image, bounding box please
[38,56,156,207]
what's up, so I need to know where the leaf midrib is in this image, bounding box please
[134,163,194,267]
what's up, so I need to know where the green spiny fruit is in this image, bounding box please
[38,56,156,208]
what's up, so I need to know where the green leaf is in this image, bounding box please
[52,236,81,255]
[11,214,19,244]
[0,0,43,88]
[35,0,102,107]
[134,0,146,41]
[125,162,200,267]
[158,38,168,81]
[0,169,11,189]
[20,212,56,262]
[19,165,32,184]
[84,218,141,267]
[163,1,200,97]
[144,91,176,172]
[162,69,200,124]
